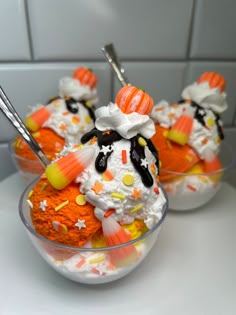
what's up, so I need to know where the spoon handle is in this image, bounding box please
[101,43,130,87]
[0,86,50,167]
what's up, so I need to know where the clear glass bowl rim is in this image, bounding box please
[160,141,236,177]
[19,178,169,252]
[8,138,43,164]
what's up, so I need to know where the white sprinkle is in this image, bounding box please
[75,219,86,230]
[100,145,113,155]
[140,158,148,168]
[27,199,33,208]
[39,200,47,211]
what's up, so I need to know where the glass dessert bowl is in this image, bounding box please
[159,142,235,211]
[9,139,44,183]
[19,179,168,284]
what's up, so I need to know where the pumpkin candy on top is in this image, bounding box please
[73,67,98,90]
[115,85,154,115]
[197,71,226,92]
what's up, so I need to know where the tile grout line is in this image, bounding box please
[1,59,236,65]
[24,0,34,60]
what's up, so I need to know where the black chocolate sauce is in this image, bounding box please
[81,128,159,187]
[178,99,224,140]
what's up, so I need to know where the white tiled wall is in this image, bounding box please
[0,0,236,181]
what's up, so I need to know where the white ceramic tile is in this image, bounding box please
[28,0,194,60]
[0,0,30,60]
[184,62,236,126]
[0,63,111,142]
[114,62,186,104]
[0,144,17,182]
[190,0,236,59]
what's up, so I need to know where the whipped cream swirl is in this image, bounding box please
[95,102,156,139]
[181,81,228,113]
[151,100,223,159]
[28,99,94,145]
[59,77,98,105]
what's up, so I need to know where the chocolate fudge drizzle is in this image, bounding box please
[81,128,159,188]
[130,135,154,187]
[214,112,224,140]
[46,96,96,122]
[178,99,224,140]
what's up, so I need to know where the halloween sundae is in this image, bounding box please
[151,72,229,210]
[22,85,168,283]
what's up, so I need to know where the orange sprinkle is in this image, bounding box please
[102,170,114,181]
[91,267,100,275]
[187,184,197,192]
[71,116,80,124]
[155,107,164,111]
[150,163,156,175]
[104,208,115,218]
[62,111,70,115]
[132,188,142,200]
[92,181,104,194]
[89,136,97,145]
[201,138,208,145]
[168,113,176,119]
[59,123,68,131]
[122,150,127,163]
[171,103,180,108]
[75,257,86,268]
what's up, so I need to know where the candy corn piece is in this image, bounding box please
[167,107,194,145]
[25,107,51,132]
[203,148,223,182]
[46,146,95,190]
[102,216,138,267]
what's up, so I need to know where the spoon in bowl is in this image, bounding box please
[101,43,130,87]
[0,86,50,167]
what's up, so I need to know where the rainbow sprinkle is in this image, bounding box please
[54,200,69,211]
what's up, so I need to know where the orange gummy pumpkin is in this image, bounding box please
[197,72,226,92]
[72,67,98,89]
[115,85,154,115]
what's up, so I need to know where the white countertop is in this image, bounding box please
[0,173,236,315]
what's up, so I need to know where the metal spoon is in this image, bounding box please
[0,86,50,167]
[101,43,130,86]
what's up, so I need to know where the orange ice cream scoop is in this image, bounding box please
[14,128,65,161]
[151,125,200,181]
[29,177,101,247]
